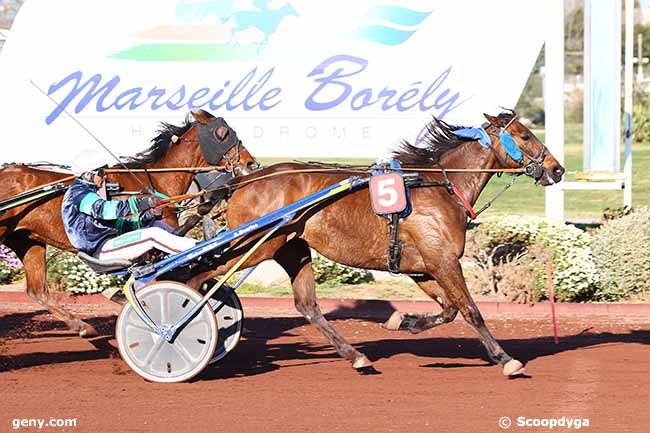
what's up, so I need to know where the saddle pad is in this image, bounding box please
[369,173,407,216]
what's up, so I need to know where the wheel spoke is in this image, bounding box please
[159,291,168,324]
[128,322,155,334]
[142,337,165,366]
[172,339,195,364]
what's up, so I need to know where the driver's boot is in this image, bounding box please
[202,216,219,240]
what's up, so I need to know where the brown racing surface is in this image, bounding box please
[1,301,649,433]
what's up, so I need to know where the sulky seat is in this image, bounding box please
[77,251,132,274]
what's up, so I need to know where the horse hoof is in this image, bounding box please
[352,355,372,370]
[382,311,403,331]
[357,366,381,375]
[79,325,99,338]
[502,359,525,377]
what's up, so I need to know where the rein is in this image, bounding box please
[472,173,522,218]
[104,167,222,173]
[155,165,526,220]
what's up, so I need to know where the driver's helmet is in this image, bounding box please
[70,149,110,177]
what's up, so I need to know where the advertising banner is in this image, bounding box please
[0,0,550,163]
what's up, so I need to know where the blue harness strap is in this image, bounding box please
[452,126,524,164]
[498,130,524,163]
[452,127,491,147]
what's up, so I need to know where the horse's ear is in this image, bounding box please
[483,113,501,127]
[191,109,216,125]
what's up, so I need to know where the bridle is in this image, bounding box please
[195,117,259,175]
[484,114,547,181]
[222,141,256,175]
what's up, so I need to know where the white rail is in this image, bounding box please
[544,0,634,222]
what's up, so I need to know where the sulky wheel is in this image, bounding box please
[200,280,244,364]
[116,281,218,383]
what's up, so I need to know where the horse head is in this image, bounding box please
[483,111,564,186]
[189,109,260,175]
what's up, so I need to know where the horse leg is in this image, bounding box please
[383,276,458,334]
[274,239,372,370]
[428,257,524,377]
[5,236,98,338]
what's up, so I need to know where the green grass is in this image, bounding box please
[258,127,649,219]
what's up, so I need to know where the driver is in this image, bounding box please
[62,150,196,262]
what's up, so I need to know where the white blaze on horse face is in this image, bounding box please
[544,173,556,185]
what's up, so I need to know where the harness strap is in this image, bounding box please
[486,144,511,168]
[143,168,157,195]
[450,184,477,220]
[388,213,403,274]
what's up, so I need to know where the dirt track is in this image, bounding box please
[1,299,650,433]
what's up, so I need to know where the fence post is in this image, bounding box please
[544,0,565,222]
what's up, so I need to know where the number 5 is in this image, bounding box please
[376,178,398,207]
[369,173,407,215]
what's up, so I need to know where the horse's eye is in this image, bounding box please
[521,134,531,141]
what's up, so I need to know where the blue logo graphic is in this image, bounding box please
[225,0,298,46]
[175,1,237,23]
[112,0,298,61]
[353,5,432,45]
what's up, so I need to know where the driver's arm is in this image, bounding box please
[78,193,158,220]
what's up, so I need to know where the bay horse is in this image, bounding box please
[187,111,565,376]
[0,109,258,337]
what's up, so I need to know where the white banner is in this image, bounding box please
[0,0,550,164]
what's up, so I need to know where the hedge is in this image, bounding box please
[465,216,600,302]
[591,207,650,301]
[312,254,374,286]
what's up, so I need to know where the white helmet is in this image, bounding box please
[70,149,111,176]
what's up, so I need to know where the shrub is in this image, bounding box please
[46,249,125,294]
[465,238,549,304]
[312,255,374,286]
[565,88,583,124]
[631,89,650,143]
[465,216,600,302]
[0,245,24,284]
[591,207,650,301]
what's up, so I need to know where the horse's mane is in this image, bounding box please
[392,118,472,165]
[393,112,515,165]
[123,116,194,167]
